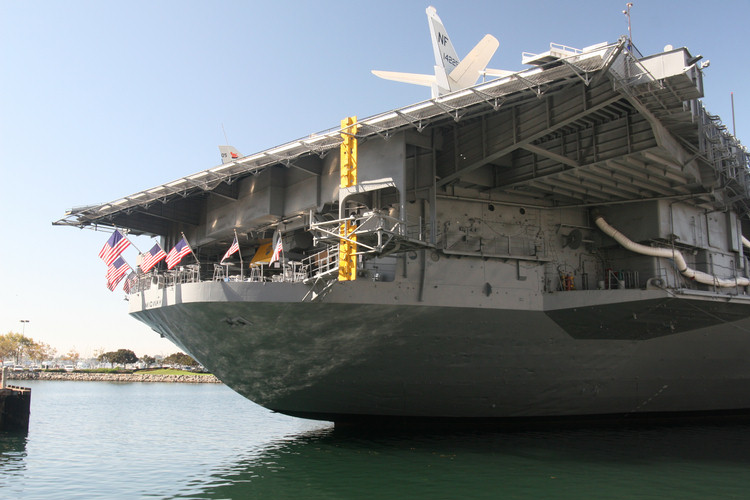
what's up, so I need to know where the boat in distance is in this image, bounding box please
[56,8,750,423]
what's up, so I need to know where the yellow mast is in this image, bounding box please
[339,116,358,281]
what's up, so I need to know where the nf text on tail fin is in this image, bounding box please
[372,6,507,98]
[219,145,241,164]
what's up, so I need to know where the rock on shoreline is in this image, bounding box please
[7,371,222,384]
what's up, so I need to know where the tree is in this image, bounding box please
[0,332,57,365]
[98,349,137,367]
[112,349,138,366]
[0,333,14,362]
[62,349,80,364]
[0,332,34,364]
[98,351,115,367]
[140,355,156,367]
[163,352,198,367]
[114,349,138,365]
[27,342,56,363]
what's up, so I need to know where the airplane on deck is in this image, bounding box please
[372,6,513,97]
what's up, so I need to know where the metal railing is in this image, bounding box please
[608,46,660,95]
[126,259,320,294]
[522,42,584,63]
[603,269,639,290]
[309,210,432,255]
[125,210,432,295]
[301,245,339,282]
[696,103,750,201]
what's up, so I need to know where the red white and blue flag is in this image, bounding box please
[99,229,130,266]
[220,236,240,264]
[166,237,192,269]
[123,271,137,294]
[140,243,167,272]
[106,257,130,291]
[269,234,283,264]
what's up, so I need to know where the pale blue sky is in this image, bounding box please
[1,0,747,357]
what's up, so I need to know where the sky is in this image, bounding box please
[1,0,748,358]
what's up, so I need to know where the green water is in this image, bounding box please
[2,381,750,499]
[180,425,750,499]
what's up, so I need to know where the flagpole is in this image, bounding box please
[181,232,201,267]
[235,229,244,280]
[118,227,142,254]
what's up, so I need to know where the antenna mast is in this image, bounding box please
[622,3,633,49]
[222,123,229,145]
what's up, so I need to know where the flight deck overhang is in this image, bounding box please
[54,40,625,236]
[54,38,749,237]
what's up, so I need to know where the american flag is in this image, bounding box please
[99,230,130,266]
[166,237,192,269]
[140,243,167,272]
[106,257,130,291]
[220,236,239,264]
[269,235,283,264]
[123,271,137,294]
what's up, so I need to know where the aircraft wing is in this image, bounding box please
[371,70,436,88]
[482,68,516,78]
[448,34,499,89]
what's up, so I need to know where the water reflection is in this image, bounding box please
[176,423,750,499]
[0,433,28,483]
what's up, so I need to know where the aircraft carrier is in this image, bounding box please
[56,30,750,422]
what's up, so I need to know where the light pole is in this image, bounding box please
[19,319,29,335]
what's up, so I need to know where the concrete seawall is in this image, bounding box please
[7,371,222,384]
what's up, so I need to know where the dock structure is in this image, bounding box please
[0,368,31,433]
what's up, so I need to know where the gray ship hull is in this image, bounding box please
[131,281,750,421]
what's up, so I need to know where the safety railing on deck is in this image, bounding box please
[521,43,583,64]
[125,243,348,295]
[697,103,750,199]
[128,264,202,293]
[608,46,660,94]
[301,245,339,282]
[309,210,432,255]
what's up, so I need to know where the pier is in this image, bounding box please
[0,367,31,433]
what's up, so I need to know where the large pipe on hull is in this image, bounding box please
[594,214,750,288]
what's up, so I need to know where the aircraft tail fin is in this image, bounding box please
[372,6,502,97]
[426,6,460,75]
[448,34,499,89]
[219,145,241,164]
